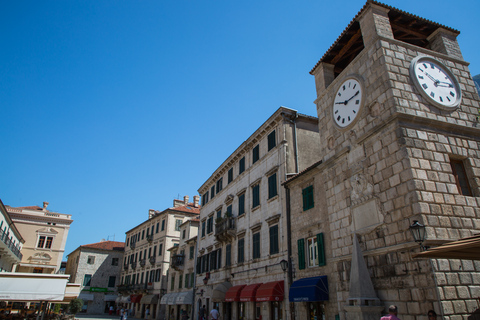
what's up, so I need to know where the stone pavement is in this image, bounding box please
[75,314,123,320]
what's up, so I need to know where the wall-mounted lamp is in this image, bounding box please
[280,259,288,272]
[409,220,427,251]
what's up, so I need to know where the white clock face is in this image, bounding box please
[410,56,462,110]
[333,78,363,128]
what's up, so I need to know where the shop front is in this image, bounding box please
[289,276,328,320]
[255,281,284,320]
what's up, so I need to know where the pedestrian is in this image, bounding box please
[110,306,114,315]
[199,305,206,320]
[120,309,124,320]
[181,309,189,320]
[122,311,128,320]
[427,310,437,320]
[209,307,219,320]
[145,307,150,320]
[381,305,400,320]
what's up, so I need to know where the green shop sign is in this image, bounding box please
[89,287,112,293]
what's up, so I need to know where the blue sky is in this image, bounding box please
[1,0,479,260]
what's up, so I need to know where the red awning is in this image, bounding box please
[255,281,284,302]
[225,285,246,302]
[239,283,261,302]
[130,294,142,303]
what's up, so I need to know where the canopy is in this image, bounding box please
[119,295,131,303]
[256,281,284,302]
[212,282,232,302]
[289,276,329,302]
[225,285,246,302]
[413,235,480,260]
[176,291,193,305]
[130,294,142,303]
[105,294,118,302]
[0,273,69,301]
[160,293,171,305]
[239,283,261,302]
[141,294,159,305]
[78,293,94,301]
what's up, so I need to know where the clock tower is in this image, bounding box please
[285,1,479,320]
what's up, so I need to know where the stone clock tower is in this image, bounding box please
[285,1,479,320]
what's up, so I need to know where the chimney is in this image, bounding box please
[43,202,49,211]
[148,209,155,219]
[193,195,200,208]
[184,195,189,205]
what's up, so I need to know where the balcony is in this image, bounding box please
[124,263,129,271]
[0,228,23,262]
[215,217,236,242]
[130,242,136,250]
[131,261,137,269]
[117,284,133,293]
[140,259,146,268]
[171,254,184,271]
[146,234,153,242]
[149,256,156,265]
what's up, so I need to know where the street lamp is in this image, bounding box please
[280,259,288,272]
[409,220,427,251]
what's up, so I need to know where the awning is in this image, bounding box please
[212,282,232,302]
[176,291,193,305]
[0,272,69,301]
[120,295,131,303]
[160,293,171,305]
[78,293,94,301]
[167,293,179,305]
[413,235,480,260]
[239,283,261,302]
[141,294,159,305]
[289,276,328,302]
[256,281,284,302]
[116,296,122,303]
[130,294,142,303]
[225,285,246,302]
[105,294,118,302]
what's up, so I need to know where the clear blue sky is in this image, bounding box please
[1,0,479,260]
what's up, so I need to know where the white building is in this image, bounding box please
[0,199,24,272]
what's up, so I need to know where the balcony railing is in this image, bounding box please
[124,263,129,270]
[172,254,184,269]
[131,261,137,269]
[146,234,153,242]
[149,256,156,265]
[215,217,236,242]
[130,242,136,250]
[0,228,23,261]
[140,259,146,267]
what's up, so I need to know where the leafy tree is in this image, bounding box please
[68,299,83,315]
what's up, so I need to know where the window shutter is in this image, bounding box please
[298,238,305,270]
[317,233,326,266]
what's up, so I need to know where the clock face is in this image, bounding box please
[410,56,462,110]
[332,78,363,128]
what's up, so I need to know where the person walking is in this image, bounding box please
[381,305,401,320]
[209,307,219,320]
[198,305,206,320]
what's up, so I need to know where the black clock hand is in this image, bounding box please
[335,102,346,105]
[344,90,359,104]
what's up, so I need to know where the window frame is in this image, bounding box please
[252,232,261,259]
[252,145,260,164]
[268,130,276,151]
[302,185,314,211]
[252,184,260,208]
[268,173,278,199]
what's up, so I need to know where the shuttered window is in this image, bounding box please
[297,239,305,270]
[252,184,260,208]
[317,233,326,266]
[253,233,261,259]
[269,225,279,254]
[238,238,245,263]
[268,130,276,151]
[268,173,278,199]
[302,185,314,211]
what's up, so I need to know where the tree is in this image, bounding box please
[68,299,83,315]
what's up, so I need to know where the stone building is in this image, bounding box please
[161,218,198,320]
[6,202,73,274]
[65,240,125,314]
[284,1,480,320]
[195,107,320,320]
[119,196,200,320]
[0,199,24,272]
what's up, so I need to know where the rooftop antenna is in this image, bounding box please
[107,234,115,241]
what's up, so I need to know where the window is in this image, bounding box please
[298,233,326,270]
[83,274,92,286]
[179,274,183,289]
[268,173,278,199]
[175,219,182,231]
[189,246,194,259]
[185,273,189,288]
[239,157,245,174]
[142,230,145,240]
[151,225,154,235]
[155,269,161,282]
[148,247,152,258]
[182,230,186,239]
[238,238,245,263]
[156,222,159,233]
[37,236,54,249]
[108,276,116,287]
[207,216,214,234]
[201,221,206,237]
[252,145,260,164]
[112,258,119,266]
[269,225,279,255]
[171,275,175,291]
[161,220,165,231]
[253,233,260,259]
[226,205,232,216]
[226,244,232,266]
[228,168,234,184]
[202,191,209,206]
[87,256,95,264]
[190,273,194,288]
[252,184,260,208]
[216,209,222,219]
[302,185,314,211]
[450,159,472,196]
[211,185,215,199]
[159,243,163,256]
[216,178,223,194]
[238,193,245,215]
[268,130,276,151]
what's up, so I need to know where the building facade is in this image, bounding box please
[0,199,24,272]
[161,219,198,320]
[195,107,321,320]
[6,202,73,274]
[65,240,125,314]
[119,196,200,320]
[285,2,480,320]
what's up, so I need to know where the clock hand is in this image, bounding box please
[424,72,440,86]
[335,102,346,105]
[437,81,453,87]
[344,90,359,104]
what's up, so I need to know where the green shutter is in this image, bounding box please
[317,233,326,266]
[298,238,305,270]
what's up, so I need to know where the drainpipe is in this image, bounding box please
[284,185,295,320]
[191,233,199,320]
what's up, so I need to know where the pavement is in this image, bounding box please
[75,314,123,320]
